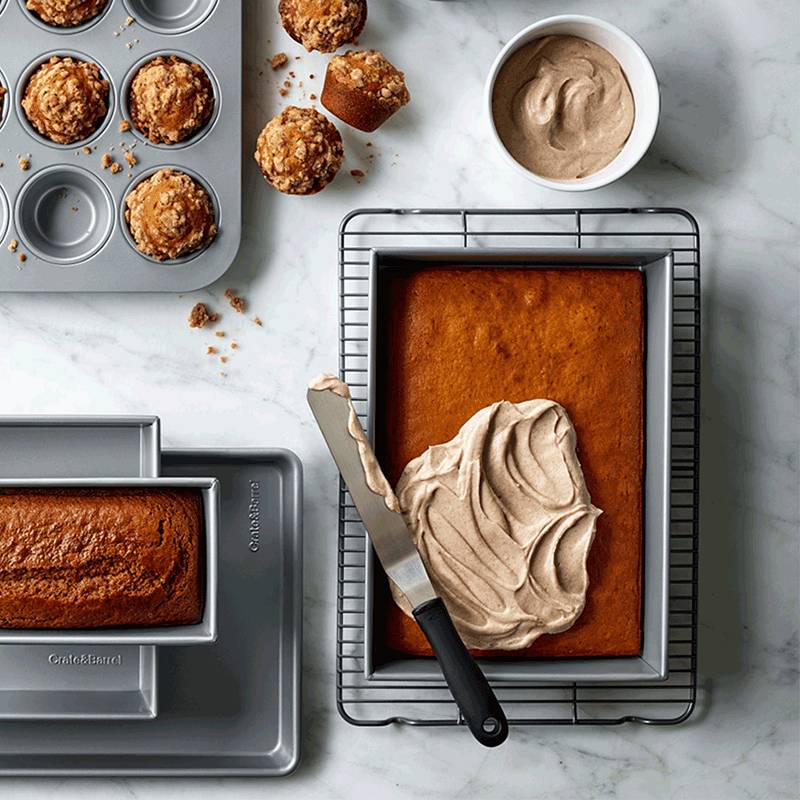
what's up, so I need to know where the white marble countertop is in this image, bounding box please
[2,0,799,798]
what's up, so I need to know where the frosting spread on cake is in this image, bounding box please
[391,399,601,650]
[309,374,400,512]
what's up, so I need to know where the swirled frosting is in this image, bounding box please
[491,35,635,180]
[392,399,601,650]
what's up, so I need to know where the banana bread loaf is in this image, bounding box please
[0,488,203,629]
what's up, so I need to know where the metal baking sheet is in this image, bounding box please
[0,476,219,645]
[0,448,303,776]
[0,415,160,477]
[364,248,672,683]
[0,415,161,720]
[0,0,241,291]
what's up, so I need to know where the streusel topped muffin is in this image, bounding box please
[254,106,344,195]
[279,0,367,53]
[125,169,217,261]
[26,0,108,27]
[22,56,109,144]
[129,55,215,145]
[321,49,410,132]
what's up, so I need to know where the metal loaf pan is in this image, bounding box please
[0,476,218,645]
[0,0,241,291]
[364,247,673,682]
[0,448,303,777]
[0,415,163,719]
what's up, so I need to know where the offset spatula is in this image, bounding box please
[307,385,509,747]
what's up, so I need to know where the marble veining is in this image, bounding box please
[0,0,798,798]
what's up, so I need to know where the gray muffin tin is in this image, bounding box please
[365,248,673,683]
[0,0,241,291]
[0,417,303,776]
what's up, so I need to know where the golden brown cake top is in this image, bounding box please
[125,169,217,261]
[328,50,410,109]
[129,55,215,145]
[22,56,109,144]
[376,267,644,658]
[254,106,344,195]
[279,0,366,53]
[26,0,108,27]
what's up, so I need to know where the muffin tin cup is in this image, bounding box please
[120,164,222,265]
[14,49,116,150]
[17,0,114,35]
[0,185,8,245]
[15,164,115,264]
[0,65,9,132]
[123,0,218,34]
[0,0,241,291]
[120,49,222,151]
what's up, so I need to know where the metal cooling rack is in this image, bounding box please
[337,208,700,728]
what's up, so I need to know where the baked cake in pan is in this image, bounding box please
[374,266,645,658]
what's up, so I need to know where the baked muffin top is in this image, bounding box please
[125,169,217,261]
[26,0,108,27]
[129,56,215,145]
[279,0,367,53]
[22,56,109,144]
[254,106,344,195]
[327,50,410,110]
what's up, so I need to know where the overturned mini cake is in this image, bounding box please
[26,0,108,27]
[392,399,601,650]
[129,55,215,145]
[22,56,109,144]
[322,50,410,132]
[125,169,217,261]
[254,106,344,195]
[279,0,367,53]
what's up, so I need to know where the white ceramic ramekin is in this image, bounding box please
[485,14,660,191]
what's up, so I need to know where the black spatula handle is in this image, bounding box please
[413,596,509,747]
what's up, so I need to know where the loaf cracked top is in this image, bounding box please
[0,488,203,629]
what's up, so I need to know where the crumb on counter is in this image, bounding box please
[119,119,131,132]
[110,162,123,174]
[309,93,317,100]
[8,240,18,253]
[270,52,289,70]
[219,355,227,364]
[124,151,137,166]
[18,253,27,263]
[224,288,246,313]
[214,330,225,338]
[188,302,218,329]
[207,345,217,355]
[82,146,92,155]
[351,169,365,179]
[252,316,263,327]
[19,158,30,171]
[101,153,113,169]
[230,341,239,350]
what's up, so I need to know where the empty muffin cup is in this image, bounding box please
[15,166,114,264]
[124,0,217,34]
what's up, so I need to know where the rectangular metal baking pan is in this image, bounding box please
[0,644,156,720]
[0,415,160,477]
[0,448,303,777]
[0,476,218,645]
[364,247,672,682]
[0,415,161,719]
[0,0,241,291]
